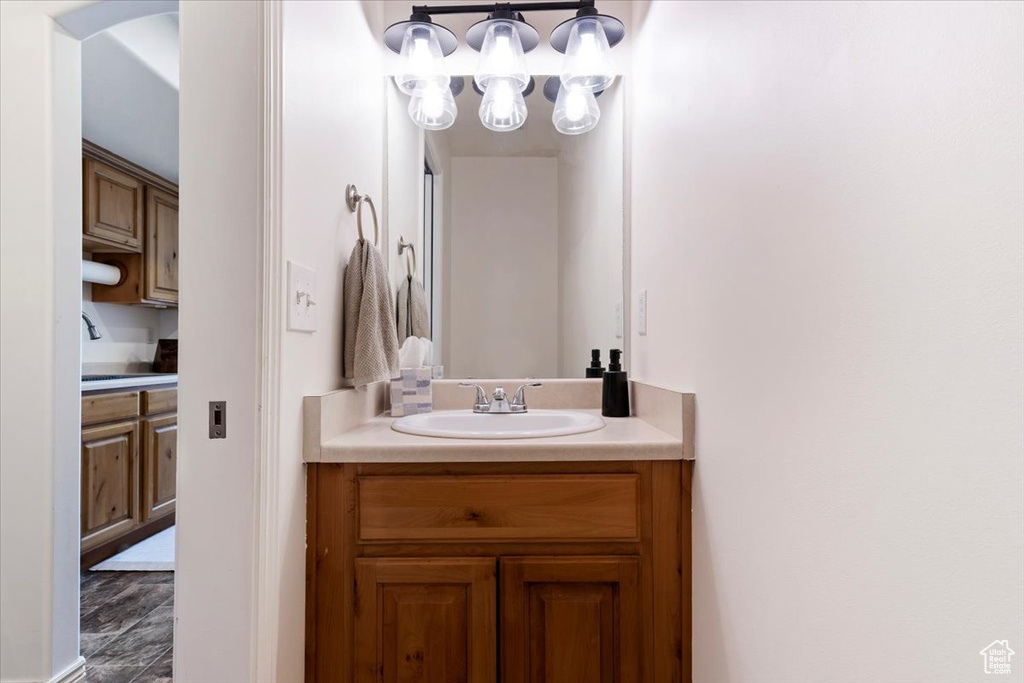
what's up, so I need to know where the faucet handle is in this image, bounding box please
[458,382,490,411]
[512,382,543,409]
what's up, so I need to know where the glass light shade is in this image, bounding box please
[474,21,529,92]
[408,85,457,130]
[396,24,450,96]
[552,84,600,135]
[560,18,615,93]
[478,77,527,132]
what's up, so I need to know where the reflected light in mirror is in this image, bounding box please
[409,85,457,130]
[479,77,528,132]
[553,84,600,135]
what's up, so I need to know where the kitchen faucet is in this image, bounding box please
[81,311,102,340]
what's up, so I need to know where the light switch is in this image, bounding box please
[615,301,623,339]
[287,261,317,332]
[638,290,648,336]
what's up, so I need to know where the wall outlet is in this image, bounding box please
[615,301,623,339]
[147,327,156,344]
[287,261,317,332]
[638,290,648,336]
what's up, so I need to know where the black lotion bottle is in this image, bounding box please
[586,349,605,378]
[602,349,630,417]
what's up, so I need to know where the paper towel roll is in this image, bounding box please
[82,259,121,286]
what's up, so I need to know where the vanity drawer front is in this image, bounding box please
[358,474,640,542]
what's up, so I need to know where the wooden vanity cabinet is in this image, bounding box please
[81,387,177,566]
[306,460,693,682]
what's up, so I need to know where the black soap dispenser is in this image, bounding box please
[602,349,630,417]
[586,349,605,378]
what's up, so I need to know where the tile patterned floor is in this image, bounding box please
[80,571,174,682]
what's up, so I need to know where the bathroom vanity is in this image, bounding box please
[304,380,694,682]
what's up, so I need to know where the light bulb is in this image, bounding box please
[479,77,527,132]
[560,18,615,93]
[408,84,457,130]
[397,24,450,96]
[475,21,529,92]
[552,83,600,135]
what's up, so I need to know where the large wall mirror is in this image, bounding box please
[385,75,625,379]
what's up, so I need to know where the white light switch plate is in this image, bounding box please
[638,290,648,336]
[615,301,623,339]
[287,261,317,332]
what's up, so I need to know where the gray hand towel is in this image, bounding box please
[396,275,431,346]
[343,239,399,387]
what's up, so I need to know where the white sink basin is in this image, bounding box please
[392,409,605,440]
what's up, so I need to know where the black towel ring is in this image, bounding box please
[398,237,416,279]
[345,184,379,247]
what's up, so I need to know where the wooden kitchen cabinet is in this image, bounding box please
[306,461,692,682]
[141,413,177,521]
[81,420,139,551]
[354,558,496,682]
[83,157,144,253]
[84,140,179,306]
[81,387,177,566]
[144,188,179,303]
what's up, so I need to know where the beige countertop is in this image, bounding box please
[317,409,684,463]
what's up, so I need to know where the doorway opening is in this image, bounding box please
[77,11,179,680]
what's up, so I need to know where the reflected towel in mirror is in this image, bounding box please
[396,275,430,346]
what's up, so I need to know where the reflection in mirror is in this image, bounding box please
[386,75,624,379]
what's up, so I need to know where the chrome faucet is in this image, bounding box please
[81,311,102,340]
[458,382,543,414]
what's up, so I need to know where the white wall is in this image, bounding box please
[277,1,384,679]
[82,22,179,182]
[176,2,260,678]
[557,82,625,376]
[1,3,86,680]
[449,156,559,378]
[82,280,178,367]
[630,1,1024,681]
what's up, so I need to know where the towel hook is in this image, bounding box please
[398,237,417,279]
[345,184,379,247]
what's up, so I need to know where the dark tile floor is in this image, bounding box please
[80,571,174,682]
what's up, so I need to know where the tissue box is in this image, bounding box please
[390,368,432,417]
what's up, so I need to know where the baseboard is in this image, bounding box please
[47,657,86,683]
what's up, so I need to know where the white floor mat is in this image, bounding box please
[90,526,175,572]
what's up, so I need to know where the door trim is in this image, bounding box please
[252,2,284,680]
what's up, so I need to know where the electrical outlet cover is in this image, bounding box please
[287,261,317,332]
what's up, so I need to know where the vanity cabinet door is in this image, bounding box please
[81,420,139,551]
[354,558,496,683]
[501,556,642,683]
[141,413,177,521]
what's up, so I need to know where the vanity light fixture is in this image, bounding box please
[385,12,458,96]
[550,6,623,92]
[384,2,624,132]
